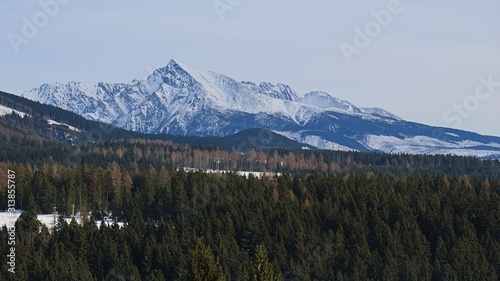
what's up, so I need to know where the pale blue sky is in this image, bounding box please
[1,0,500,136]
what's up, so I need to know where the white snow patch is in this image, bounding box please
[179,167,281,178]
[360,107,401,120]
[302,135,356,151]
[0,104,27,117]
[364,135,500,157]
[0,210,124,229]
[272,130,356,151]
[47,119,81,132]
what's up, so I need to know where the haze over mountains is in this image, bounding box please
[20,59,500,159]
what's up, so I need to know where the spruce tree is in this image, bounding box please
[250,244,282,281]
[186,238,226,281]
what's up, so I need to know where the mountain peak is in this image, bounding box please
[154,59,184,74]
[164,59,204,75]
[150,59,214,83]
[166,59,185,70]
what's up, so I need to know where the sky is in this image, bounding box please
[1,0,500,136]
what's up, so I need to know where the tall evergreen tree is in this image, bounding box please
[186,238,226,281]
[250,244,282,281]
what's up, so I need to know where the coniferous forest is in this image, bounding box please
[1,110,500,280]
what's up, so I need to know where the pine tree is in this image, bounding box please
[250,244,282,281]
[186,238,226,281]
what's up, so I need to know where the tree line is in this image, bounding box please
[1,169,500,280]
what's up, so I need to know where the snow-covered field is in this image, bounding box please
[0,210,124,229]
[179,167,282,178]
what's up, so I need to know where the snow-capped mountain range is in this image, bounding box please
[21,59,500,158]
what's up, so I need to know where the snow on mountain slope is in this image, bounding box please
[274,130,356,151]
[20,59,500,159]
[364,134,500,158]
[0,104,26,117]
[360,107,401,120]
[296,91,361,114]
[0,104,82,133]
[47,119,81,132]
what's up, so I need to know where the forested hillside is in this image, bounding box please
[1,101,500,280]
[1,169,499,280]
